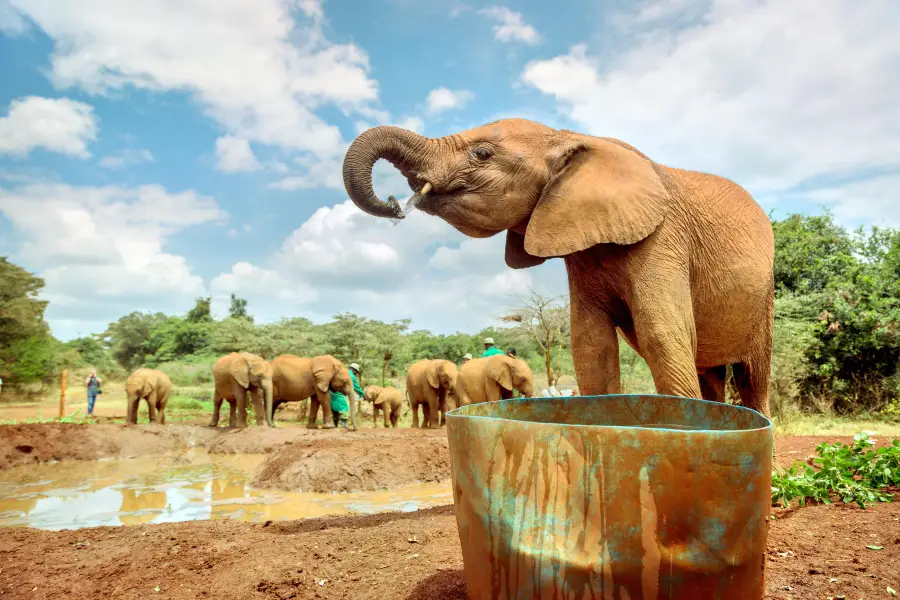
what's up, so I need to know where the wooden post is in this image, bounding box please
[59,369,67,419]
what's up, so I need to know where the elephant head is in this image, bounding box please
[427,359,459,410]
[230,352,274,426]
[342,119,672,268]
[312,355,358,429]
[488,355,535,399]
[364,385,383,404]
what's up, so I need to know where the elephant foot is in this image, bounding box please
[321,423,336,430]
[306,423,319,430]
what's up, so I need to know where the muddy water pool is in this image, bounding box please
[0,451,453,530]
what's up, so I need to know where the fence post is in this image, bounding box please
[59,369,67,419]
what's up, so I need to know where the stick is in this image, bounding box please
[59,369,67,419]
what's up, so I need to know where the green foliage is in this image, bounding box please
[186,296,213,323]
[0,258,55,385]
[772,433,900,508]
[228,294,252,321]
[771,211,857,295]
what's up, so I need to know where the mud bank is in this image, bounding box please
[0,424,220,470]
[1,496,898,600]
[251,435,451,493]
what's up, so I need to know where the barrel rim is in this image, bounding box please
[445,393,774,434]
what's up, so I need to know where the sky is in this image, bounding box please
[0,0,898,341]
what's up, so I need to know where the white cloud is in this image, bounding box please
[0,0,28,34]
[478,6,539,45]
[7,0,381,161]
[798,172,900,229]
[0,182,227,339]
[520,0,900,204]
[212,199,568,333]
[215,136,261,173]
[426,87,475,114]
[0,96,98,158]
[98,148,154,169]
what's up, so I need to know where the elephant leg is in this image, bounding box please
[569,288,622,395]
[210,394,223,427]
[225,400,236,427]
[631,285,703,399]
[146,391,158,423]
[318,391,335,429]
[250,389,265,426]
[698,366,728,403]
[411,401,420,429]
[390,408,399,428]
[126,394,137,424]
[383,407,390,428]
[307,395,321,429]
[234,388,248,428]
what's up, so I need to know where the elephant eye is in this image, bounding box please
[472,147,492,161]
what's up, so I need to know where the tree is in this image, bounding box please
[501,290,570,386]
[0,257,57,384]
[771,211,857,295]
[0,257,48,346]
[228,294,252,322]
[103,311,170,369]
[186,296,212,323]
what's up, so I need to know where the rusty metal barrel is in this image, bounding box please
[446,394,773,600]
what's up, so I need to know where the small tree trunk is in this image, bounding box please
[544,346,554,387]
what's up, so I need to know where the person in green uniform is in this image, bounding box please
[481,337,504,358]
[329,362,365,428]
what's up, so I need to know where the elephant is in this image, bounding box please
[125,368,172,424]
[405,359,459,428]
[342,119,775,417]
[363,385,404,428]
[457,355,535,407]
[209,352,274,428]
[270,354,358,430]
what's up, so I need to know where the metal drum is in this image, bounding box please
[446,394,773,600]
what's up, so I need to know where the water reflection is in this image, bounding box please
[0,452,452,530]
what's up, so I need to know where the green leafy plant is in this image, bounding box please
[772,432,900,508]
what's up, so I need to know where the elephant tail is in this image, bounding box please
[403,389,411,418]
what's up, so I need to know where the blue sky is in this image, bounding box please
[1,0,898,341]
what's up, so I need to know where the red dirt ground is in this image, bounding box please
[0,432,898,599]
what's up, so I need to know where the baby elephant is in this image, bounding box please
[125,368,172,424]
[363,385,404,428]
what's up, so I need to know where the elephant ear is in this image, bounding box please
[425,362,440,390]
[487,357,514,392]
[312,357,335,394]
[229,355,251,389]
[505,230,547,270]
[524,136,672,258]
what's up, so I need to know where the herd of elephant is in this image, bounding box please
[124,351,535,429]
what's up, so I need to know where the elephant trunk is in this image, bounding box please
[262,380,274,427]
[342,126,434,219]
[348,388,358,430]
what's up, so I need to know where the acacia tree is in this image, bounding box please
[501,290,570,386]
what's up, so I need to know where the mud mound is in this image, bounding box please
[0,424,220,470]
[251,435,451,493]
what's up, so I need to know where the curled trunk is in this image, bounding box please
[342,126,431,219]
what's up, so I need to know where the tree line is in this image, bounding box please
[1,210,898,415]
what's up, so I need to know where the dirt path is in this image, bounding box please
[1,498,897,600]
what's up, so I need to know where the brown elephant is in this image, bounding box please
[342,119,775,416]
[209,352,274,428]
[457,355,535,406]
[125,368,172,424]
[363,385,404,428]
[405,359,459,428]
[270,354,358,430]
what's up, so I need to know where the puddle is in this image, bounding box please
[0,451,453,530]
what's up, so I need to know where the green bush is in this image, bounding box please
[772,432,900,508]
[156,356,217,386]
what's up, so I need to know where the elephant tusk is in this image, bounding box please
[392,181,434,222]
